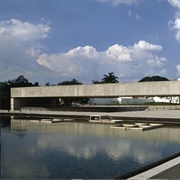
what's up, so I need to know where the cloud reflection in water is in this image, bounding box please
[1,120,180,179]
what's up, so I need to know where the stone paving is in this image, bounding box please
[2,109,180,121]
[111,109,180,120]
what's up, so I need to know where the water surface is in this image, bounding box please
[1,116,180,179]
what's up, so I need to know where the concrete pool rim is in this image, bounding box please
[115,152,180,179]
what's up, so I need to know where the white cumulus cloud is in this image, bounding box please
[147,57,166,67]
[168,0,180,9]
[37,40,167,83]
[0,19,169,84]
[95,0,141,6]
[105,44,132,61]
[133,40,162,51]
[169,12,180,42]
[0,19,51,81]
[0,19,50,41]
[177,64,180,74]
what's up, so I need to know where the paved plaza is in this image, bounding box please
[2,109,180,122]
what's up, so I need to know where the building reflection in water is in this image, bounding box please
[1,118,180,179]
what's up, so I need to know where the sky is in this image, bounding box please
[0,0,180,85]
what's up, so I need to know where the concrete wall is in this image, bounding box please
[11,81,180,98]
[10,81,180,110]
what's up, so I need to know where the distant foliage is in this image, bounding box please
[139,76,169,82]
[58,79,82,85]
[102,72,119,83]
[0,75,38,109]
[45,82,51,86]
[92,80,103,84]
[9,75,36,87]
[92,72,119,84]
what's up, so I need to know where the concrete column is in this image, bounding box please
[11,98,20,110]
[10,98,14,110]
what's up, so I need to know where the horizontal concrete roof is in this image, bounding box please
[11,81,180,98]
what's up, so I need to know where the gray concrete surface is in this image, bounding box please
[129,156,180,179]
[152,164,180,179]
[1,109,180,122]
[111,109,180,120]
[10,81,180,110]
[11,81,180,98]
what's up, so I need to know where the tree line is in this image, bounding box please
[0,73,169,109]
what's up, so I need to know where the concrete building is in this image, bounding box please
[11,81,180,110]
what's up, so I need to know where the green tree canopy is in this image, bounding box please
[102,72,119,83]
[45,82,51,86]
[92,80,103,84]
[139,76,169,82]
[58,79,82,85]
[9,75,35,87]
[0,75,39,109]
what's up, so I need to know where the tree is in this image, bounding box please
[0,81,10,109]
[34,82,39,86]
[0,75,39,109]
[92,80,103,84]
[58,79,82,85]
[139,76,169,82]
[102,72,119,83]
[10,75,34,87]
[45,82,51,86]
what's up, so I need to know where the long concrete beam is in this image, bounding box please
[11,81,180,98]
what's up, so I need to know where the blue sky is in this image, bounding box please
[1,0,180,84]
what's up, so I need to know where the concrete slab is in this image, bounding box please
[128,156,180,179]
[112,123,163,131]
[151,163,180,179]
[1,109,180,123]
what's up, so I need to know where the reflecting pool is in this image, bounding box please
[1,116,180,179]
